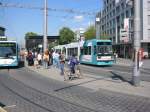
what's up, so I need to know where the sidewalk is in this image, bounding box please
[26,64,150,98]
[115,58,150,69]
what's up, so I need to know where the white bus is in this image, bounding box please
[0,41,19,67]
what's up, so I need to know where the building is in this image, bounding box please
[25,36,59,51]
[97,0,150,58]
[74,28,85,41]
[0,26,5,36]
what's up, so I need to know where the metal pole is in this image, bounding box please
[132,0,141,86]
[96,12,100,39]
[43,0,48,52]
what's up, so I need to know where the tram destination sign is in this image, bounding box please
[0,43,16,47]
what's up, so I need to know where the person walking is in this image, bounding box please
[37,52,42,66]
[54,51,60,68]
[43,49,49,69]
[59,52,65,75]
[69,54,79,74]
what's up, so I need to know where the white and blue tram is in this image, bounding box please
[54,39,115,65]
[80,39,114,65]
[54,42,80,60]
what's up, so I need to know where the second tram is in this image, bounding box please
[54,39,115,65]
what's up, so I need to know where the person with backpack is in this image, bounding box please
[69,54,79,74]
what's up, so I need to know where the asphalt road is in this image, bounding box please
[0,67,150,112]
[79,64,150,82]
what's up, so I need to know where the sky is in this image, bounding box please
[0,0,103,45]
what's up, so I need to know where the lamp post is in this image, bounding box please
[43,0,48,52]
[132,0,141,86]
[96,12,100,39]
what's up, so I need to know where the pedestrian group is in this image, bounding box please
[25,49,83,81]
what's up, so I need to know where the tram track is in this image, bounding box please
[0,73,100,112]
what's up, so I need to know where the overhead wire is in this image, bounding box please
[0,3,96,16]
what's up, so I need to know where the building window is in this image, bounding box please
[126,10,129,18]
[148,1,150,10]
[148,15,150,25]
[116,6,120,13]
[121,3,124,9]
[131,8,134,16]
[148,29,150,39]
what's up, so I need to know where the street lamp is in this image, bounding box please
[96,12,100,39]
[132,0,141,86]
[43,0,48,52]
[126,0,141,86]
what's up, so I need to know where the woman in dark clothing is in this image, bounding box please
[27,52,34,66]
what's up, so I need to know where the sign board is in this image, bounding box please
[124,18,129,31]
[120,29,129,42]
[96,18,100,22]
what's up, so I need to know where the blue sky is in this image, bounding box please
[0,0,103,44]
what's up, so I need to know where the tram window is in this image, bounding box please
[83,47,88,55]
[88,46,91,55]
[74,48,78,56]
[81,48,83,54]
[94,45,96,54]
[97,42,111,45]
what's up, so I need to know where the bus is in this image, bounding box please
[80,39,115,65]
[54,39,115,66]
[0,41,19,67]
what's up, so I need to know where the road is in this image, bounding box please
[79,64,150,82]
[0,66,150,112]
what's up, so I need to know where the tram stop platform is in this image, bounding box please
[25,62,150,99]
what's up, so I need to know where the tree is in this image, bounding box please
[25,32,38,39]
[58,27,74,44]
[84,25,96,40]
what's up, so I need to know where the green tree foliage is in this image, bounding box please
[58,27,74,44]
[25,32,38,39]
[84,25,96,40]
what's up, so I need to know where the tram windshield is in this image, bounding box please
[97,45,112,54]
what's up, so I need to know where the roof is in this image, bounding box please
[27,36,59,39]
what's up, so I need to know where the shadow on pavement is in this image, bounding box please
[54,79,99,92]
[110,71,132,85]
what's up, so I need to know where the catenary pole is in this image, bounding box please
[43,0,48,52]
[96,12,100,39]
[132,0,141,86]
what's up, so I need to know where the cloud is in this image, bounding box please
[74,15,84,22]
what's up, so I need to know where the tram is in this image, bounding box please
[54,39,115,65]
[80,39,114,65]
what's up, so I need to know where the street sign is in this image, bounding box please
[124,18,129,31]
[120,29,129,42]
